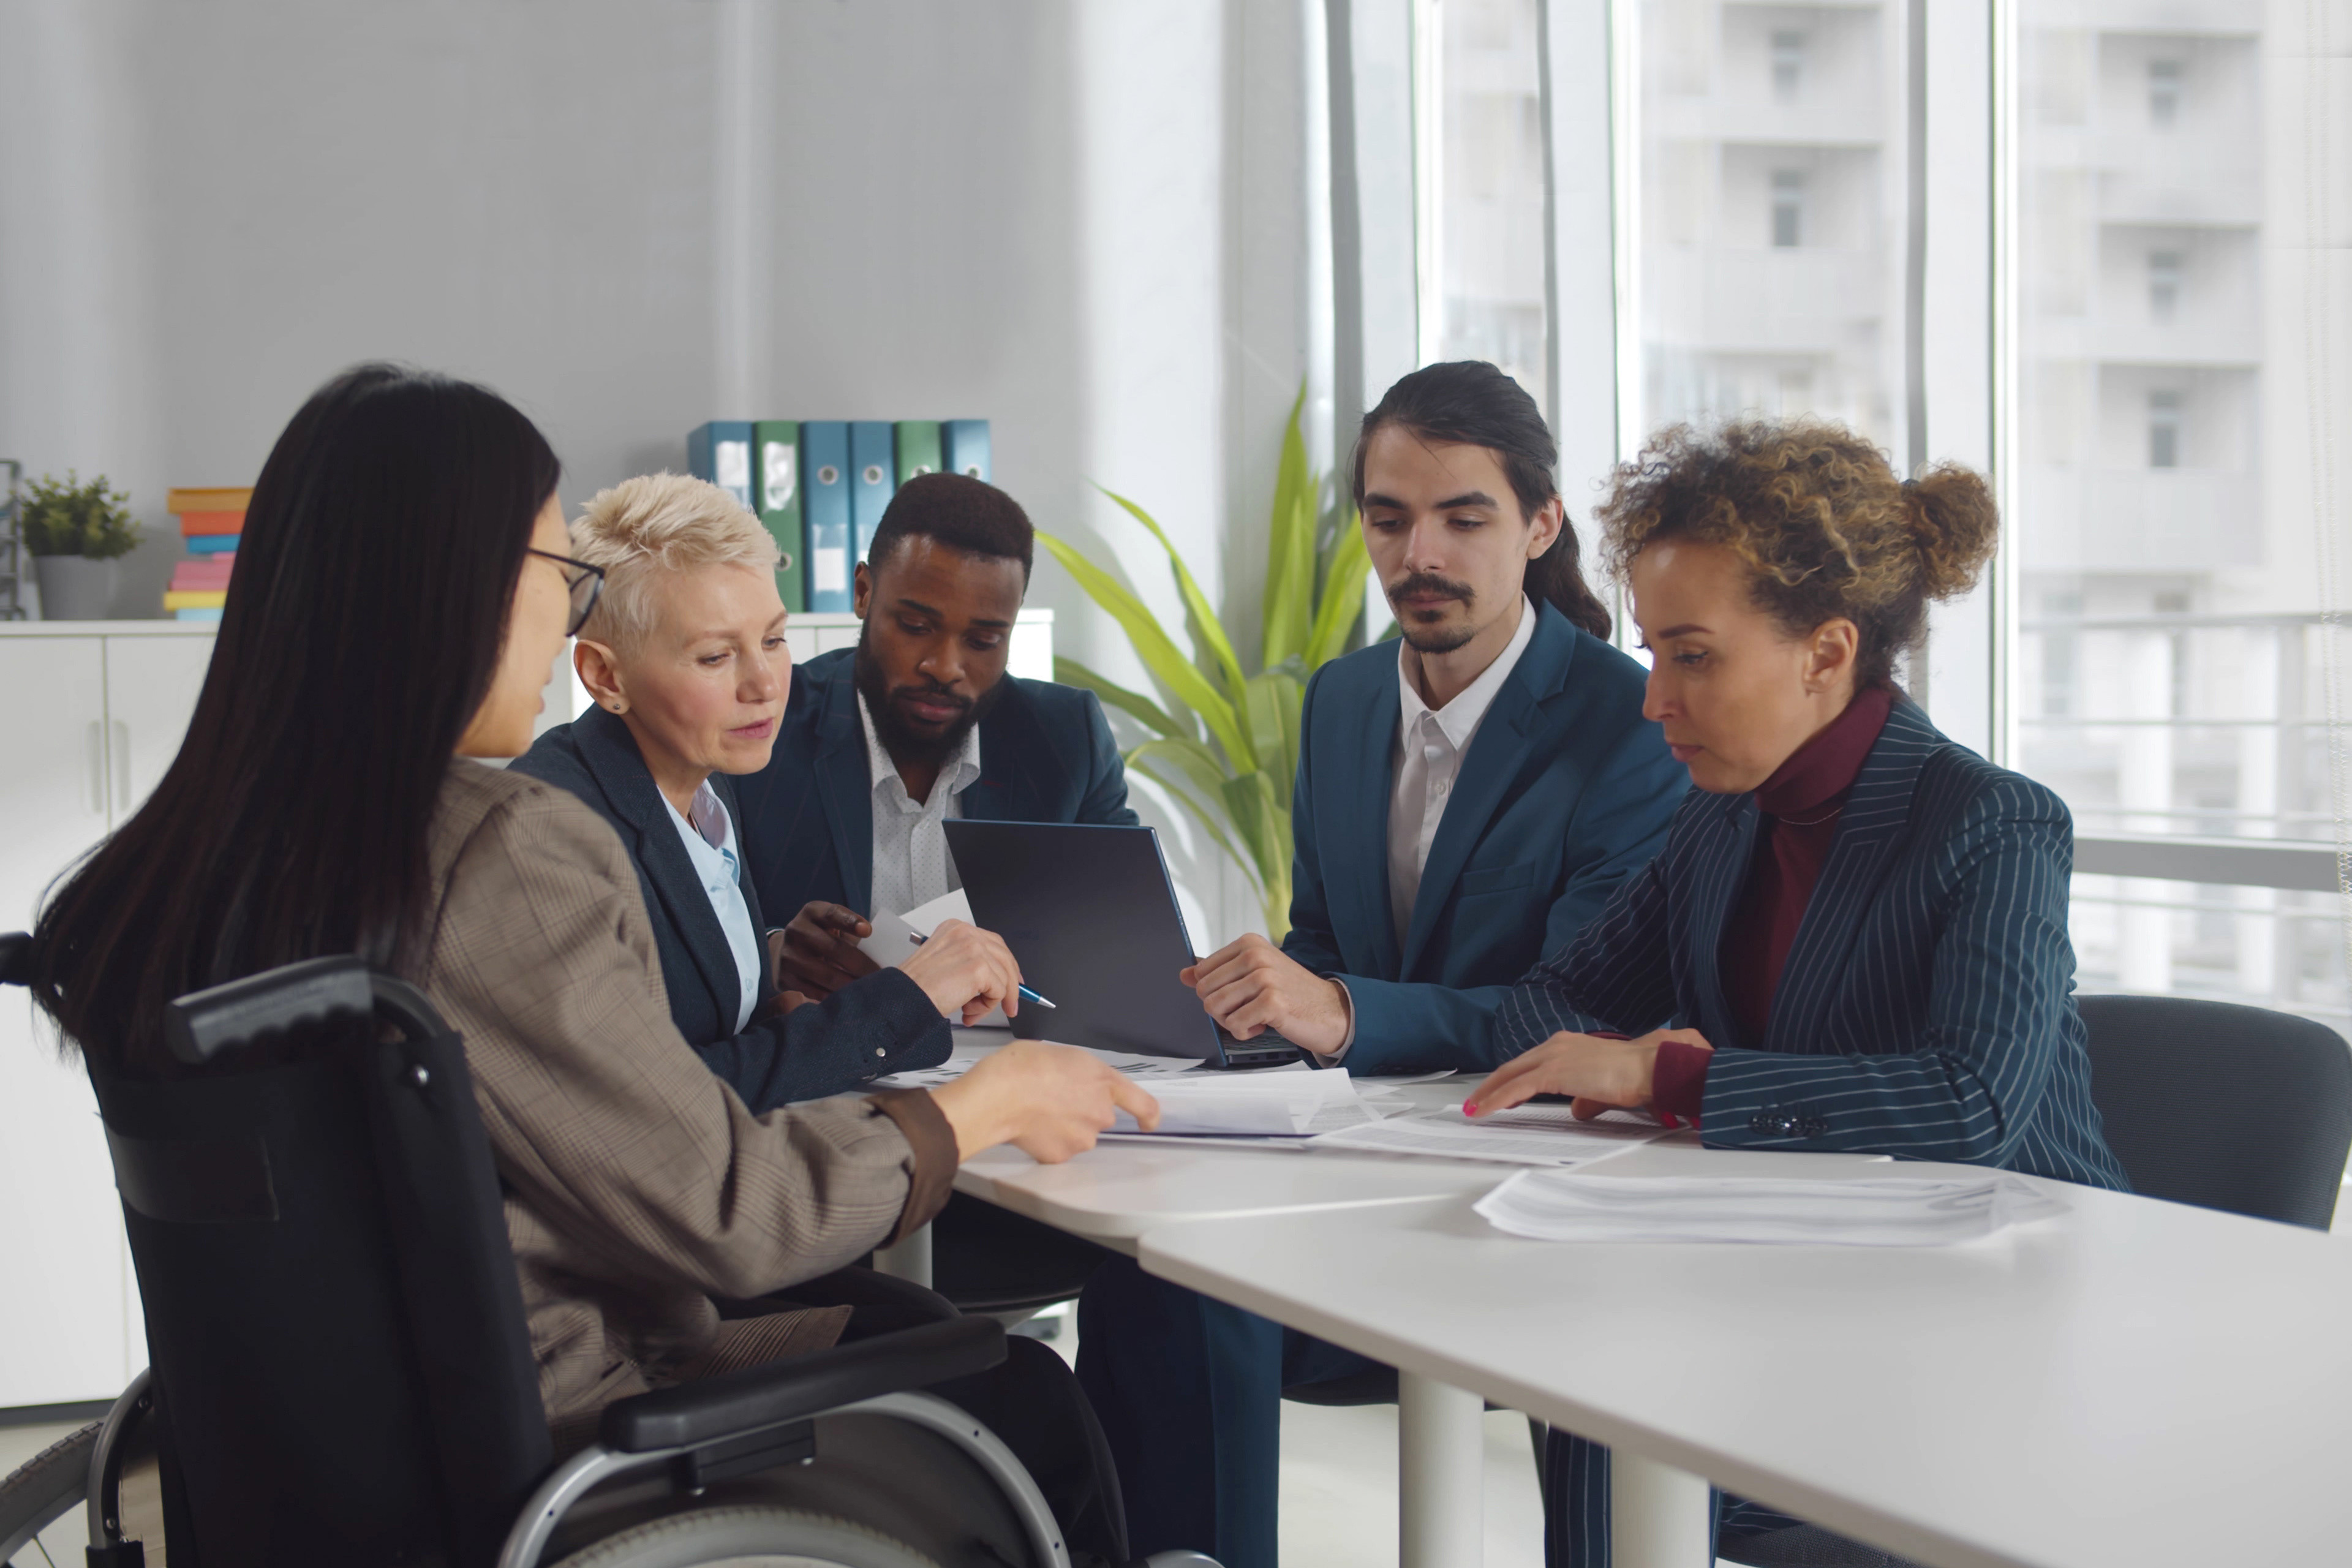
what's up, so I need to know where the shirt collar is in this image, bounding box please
[856,690,984,805]
[1396,595,1539,749]
[1754,685,1896,819]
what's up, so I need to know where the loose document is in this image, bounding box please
[860,888,1007,1026]
[1306,1103,1670,1169]
[1474,1170,2070,1246]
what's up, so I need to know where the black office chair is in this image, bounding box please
[1715,993,2352,1568]
[0,935,1213,1568]
[2076,992,2352,1229]
[932,1193,1115,1319]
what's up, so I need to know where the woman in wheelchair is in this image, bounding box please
[27,363,1166,1567]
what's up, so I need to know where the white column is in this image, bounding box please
[1610,1447,1714,1568]
[1398,1370,1482,1568]
[872,1224,933,1289]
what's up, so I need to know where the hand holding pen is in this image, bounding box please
[900,918,1049,1025]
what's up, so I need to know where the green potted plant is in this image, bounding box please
[23,471,141,620]
[1039,386,1374,940]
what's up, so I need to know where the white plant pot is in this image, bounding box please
[33,555,117,620]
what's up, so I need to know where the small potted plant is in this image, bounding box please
[23,471,141,620]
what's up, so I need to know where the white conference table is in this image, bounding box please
[1139,1158,2352,1568]
[927,1070,1904,1568]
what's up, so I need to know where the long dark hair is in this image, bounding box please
[1349,360,1612,640]
[32,364,560,1072]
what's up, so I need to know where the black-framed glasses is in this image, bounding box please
[529,548,605,637]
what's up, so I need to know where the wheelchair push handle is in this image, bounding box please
[0,932,31,989]
[165,956,454,1066]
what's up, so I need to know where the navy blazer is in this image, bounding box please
[511,705,950,1111]
[1288,603,1688,1075]
[1499,696,2130,1188]
[733,646,1139,924]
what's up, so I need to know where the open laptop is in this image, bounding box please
[941,820,1303,1069]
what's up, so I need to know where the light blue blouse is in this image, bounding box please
[665,781,761,1033]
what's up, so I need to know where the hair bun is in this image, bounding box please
[1904,463,1999,601]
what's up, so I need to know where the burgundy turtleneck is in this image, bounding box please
[1651,685,1895,1123]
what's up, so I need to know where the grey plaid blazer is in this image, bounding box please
[411,761,952,1428]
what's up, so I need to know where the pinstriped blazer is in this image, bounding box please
[1498,697,2130,1189]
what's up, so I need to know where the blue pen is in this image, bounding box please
[907,931,1056,1010]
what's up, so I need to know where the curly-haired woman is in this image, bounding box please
[1469,419,2128,1566]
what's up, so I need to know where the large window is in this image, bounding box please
[1428,0,1551,417]
[1632,0,1912,453]
[1405,0,2350,1038]
[2013,17,2350,1031]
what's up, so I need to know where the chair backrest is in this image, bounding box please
[91,959,550,1567]
[2078,993,2352,1231]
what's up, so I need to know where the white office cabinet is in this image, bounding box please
[0,634,137,1408]
[103,636,216,813]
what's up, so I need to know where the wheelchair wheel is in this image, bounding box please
[551,1504,941,1567]
[0,1420,96,1566]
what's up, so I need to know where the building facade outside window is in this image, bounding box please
[1634,0,1909,453]
[2015,13,2348,1031]
[1430,0,1550,418]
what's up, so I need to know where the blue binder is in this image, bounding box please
[941,419,991,483]
[802,421,853,612]
[850,421,895,565]
[686,421,756,511]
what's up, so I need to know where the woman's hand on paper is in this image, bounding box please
[1183,933,1351,1055]
[1464,1028,1714,1121]
[773,901,880,1000]
[902,918,1025,1024]
[932,1038,1163,1163]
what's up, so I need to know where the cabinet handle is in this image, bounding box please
[88,722,105,816]
[112,720,131,813]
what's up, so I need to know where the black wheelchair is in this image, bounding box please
[0,933,1216,1568]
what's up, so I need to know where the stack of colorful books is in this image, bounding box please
[164,487,251,621]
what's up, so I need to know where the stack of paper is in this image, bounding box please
[1308,1104,1667,1168]
[1472,1170,2069,1246]
[1105,1069,1378,1140]
[870,1038,1208,1091]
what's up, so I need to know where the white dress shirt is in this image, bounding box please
[1387,595,1539,945]
[663,780,762,1033]
[1322,597,1539,1063]
[858,692,985,925]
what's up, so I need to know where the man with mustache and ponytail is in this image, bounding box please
[1077,361,1689,1568]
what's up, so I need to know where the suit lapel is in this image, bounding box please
[1762,698,1939,1050]
[575,707,742,1028]
[1341,668,1404,979]
[1689,796,1760,1047]
[812,655,876,916]
[1397,609,1573,976]
[960,682,1050,823]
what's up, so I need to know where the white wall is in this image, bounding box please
[0,0,1326,944]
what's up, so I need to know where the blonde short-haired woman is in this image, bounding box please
[514,472,1030,1107]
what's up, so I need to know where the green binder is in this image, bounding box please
[894,421,943,487]
[753,420,807,612]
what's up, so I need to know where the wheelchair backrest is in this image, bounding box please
[92,961,551,1567]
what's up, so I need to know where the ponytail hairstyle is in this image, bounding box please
[1595,418,1998,689]
[1349,360,1612,640]
[32,364,561,1073]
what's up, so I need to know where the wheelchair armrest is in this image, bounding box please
[599,1315,1006,1454]
[0,932,33,989]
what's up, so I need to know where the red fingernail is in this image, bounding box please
[1463,1101,1480,1117]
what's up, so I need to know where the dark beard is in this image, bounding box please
[1387,570,1477,654]
[853,625,1005,771]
